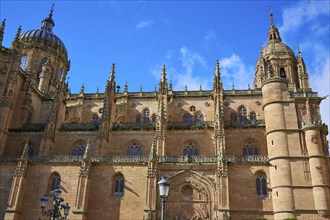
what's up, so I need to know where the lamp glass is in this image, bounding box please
[158,177,170,197]
[54,186,62,199]
[40,194,48,208]
[62,203,70,215]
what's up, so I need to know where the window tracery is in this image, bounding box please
[243,139,259,156]
[113,173,124,197]
[127,142,142,156]
[48,173,61,193]
[183,141,199,156]
[20,54,28,70]
[238,106,247,122]
[256,173,268,198]
[72,141,86,156]
[143,108,150,123]
[183,113,192,122]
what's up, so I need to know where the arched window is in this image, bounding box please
[57,68,63,80]
[243,140,259,156]
[113,173,124,197]
[250,112,257,124]
[238,106,247,123]
[280,68,286,78]
[91,114,99,125]
[230,113,237,124]
[256,173,268,198]
[152,114,157,123]
[136,115,141,124]
[143,108,150,123]
[38,57,48,77]
[195,113,204,122]
[183,113,192,122]
[48,173,61,193]
[20,54,28,70]
[183,141,199,156]
[127,142,142,156]
[72,141,86,156]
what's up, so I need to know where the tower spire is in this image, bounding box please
[270,8,274,27]
[10,25,21,50]
[41,3,55,32]
[0,19,6,45]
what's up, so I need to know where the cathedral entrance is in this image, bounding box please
[166,170,214,220]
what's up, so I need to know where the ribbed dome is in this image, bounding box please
[20,29,67,56]
[262,41,295,58]
[19,6,67,58]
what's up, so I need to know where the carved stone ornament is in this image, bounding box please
[177,102,183,108]
[311,136,318,144]
[131,103,137,108]
[205,102,210,107]
[255,101,261,106]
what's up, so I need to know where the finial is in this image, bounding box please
[96,87,99,94]
[200,84,202,91]
[269,7,274,26]
[154,85,157,92]
[161,64,167,82]
[50,3,54,15]
[0,19,6,45]
[232,83,235,90]
[140,85,142,93]
[185,85,187,91]
[297,46,302,58]
[10,25,21,49]
[248,83,251,90]
[80,83,85,94]
[110,63,115,81]
[21,139,30,159]
[169,80,173,91]
[124,82,128,92]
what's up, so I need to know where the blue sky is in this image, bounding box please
[1,1,329,126]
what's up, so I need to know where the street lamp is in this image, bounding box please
[40,185,70,220]
[158,176,170,220]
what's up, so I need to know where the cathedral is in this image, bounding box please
[0,6,329,220]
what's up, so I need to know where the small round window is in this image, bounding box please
[190,106,196,112]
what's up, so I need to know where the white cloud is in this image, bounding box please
[220,54,254,90]
[204,30,219,48]
[279,1,329,35]
[280,0,330,127]
[172,47,210,90]
[136,20,154,29]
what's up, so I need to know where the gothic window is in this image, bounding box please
[280,68,286,78]
[20,54,28,70]
[143,108,150,123]
[38,57,48,77]
[183,141,199,156]
[136,115,141,124]
[250,112,257,124]
[183,113,192,122]
[256,173,268,198]
[230,113,237,124]
[127,142,142,156]
[195,113,204,122]
[238,106,247,123]
[113,173,124,197]
[152,114,157,123]
[72,141,86,156]
[243,140,259,156]
[91,114,99,125]
[48,173,61,193]
[58,68,63,80]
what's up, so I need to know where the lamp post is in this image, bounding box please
[157,176,169,220]
[40,185,70,220]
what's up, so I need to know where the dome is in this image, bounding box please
[20,29,67,56]
[19,6,68,58]
[262,40,295,58]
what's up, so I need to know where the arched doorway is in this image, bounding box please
[165,170,215,220]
